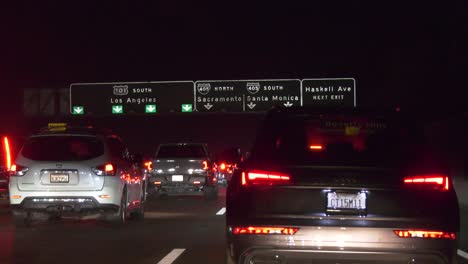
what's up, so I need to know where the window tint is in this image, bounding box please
[252,114,431,167]
[107,137,126,158]
[156,145,207,159]
[21,135,104,161]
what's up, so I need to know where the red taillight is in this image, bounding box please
[144,161,153,171]
[9,164,29,176]
[92,163,116,176]
[241,170,291,186]
[202,160,209,170]
[394,230,456,240]
[309,145,323,151]
[404,174,450,191]
[193,180,201,185]
[105,164,114,172]
[154,181,161,185]
[220,163,226,171]
[232,226,299,235]
[3,137,12,170]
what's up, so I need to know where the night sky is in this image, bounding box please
[2,1,467,119]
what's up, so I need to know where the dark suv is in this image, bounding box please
[149,143,218,199]
[226,108,459,264]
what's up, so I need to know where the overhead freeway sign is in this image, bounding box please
[194,79,301,112]
[69,78,356,115]
[302,78,356,107]
[70,81,194,115]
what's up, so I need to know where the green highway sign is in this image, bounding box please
[72,106,84,115]
[70,81,195,115]
[112,105,124,114]
[145,104,157,113]
[181,104,193,112]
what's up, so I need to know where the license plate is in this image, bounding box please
[50,174,69,183]
[327,192,366,210]
[172,175,184,182]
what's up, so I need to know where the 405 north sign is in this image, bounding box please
[70,78,356,115]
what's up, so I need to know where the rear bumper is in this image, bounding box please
[149,174,216,195]
[227,226,458,264]
[11,196,119,215]
[150,182,205,195]
[227,247,457,264]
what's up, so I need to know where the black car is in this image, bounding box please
[226,108,459,264]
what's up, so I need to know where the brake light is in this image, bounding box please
[404,174,449,191]
[9,164,29,176]
[232,226,299,235]
[3,137,12,170]
[193,180,201,185]
[309,145,323,150]
[220,163,226,171]
[154,181,161,185]
[144,161,153,171]
[202,160,209,170]
[92,163,116,176]
[105,164,114,172]
[241,170,291,186]
[394,230,456,240]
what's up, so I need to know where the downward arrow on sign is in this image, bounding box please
[204,103,213,110]
[247,102,256,109]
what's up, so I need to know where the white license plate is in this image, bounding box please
[327,192,366,210]
[50,174,69,183]
[172,175,184,182]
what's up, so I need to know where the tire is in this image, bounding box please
[107,189,128,225]
[225,247,236,264]
[204,185,218,200]
[131,186,145,220]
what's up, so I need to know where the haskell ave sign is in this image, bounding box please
[301,78,356,107]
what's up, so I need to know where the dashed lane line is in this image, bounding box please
[157,248,186,264]
[216,207,226,215]
[459,249,468,260]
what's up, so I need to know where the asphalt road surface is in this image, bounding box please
[1,187,467,264]
[0,189,227,264]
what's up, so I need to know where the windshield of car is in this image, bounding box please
[156,145,207,159]
[21,135,104,161]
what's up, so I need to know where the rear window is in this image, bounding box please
[252,113,433,167]
[21,135,104,161]
[156,145,207,159]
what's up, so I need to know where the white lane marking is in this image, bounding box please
[157,248,185,264]
[458,249,468,260]
[216,207,226,215]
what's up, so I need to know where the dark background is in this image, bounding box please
[1,1,467,154]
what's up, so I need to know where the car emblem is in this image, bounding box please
[333,176,357,185]
[113,85,129,96]
[197,83,211,95]
[246,82,260,94]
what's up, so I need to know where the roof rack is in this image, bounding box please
[37,123,115,136]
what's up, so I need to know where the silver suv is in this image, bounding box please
[9,125,145,226]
